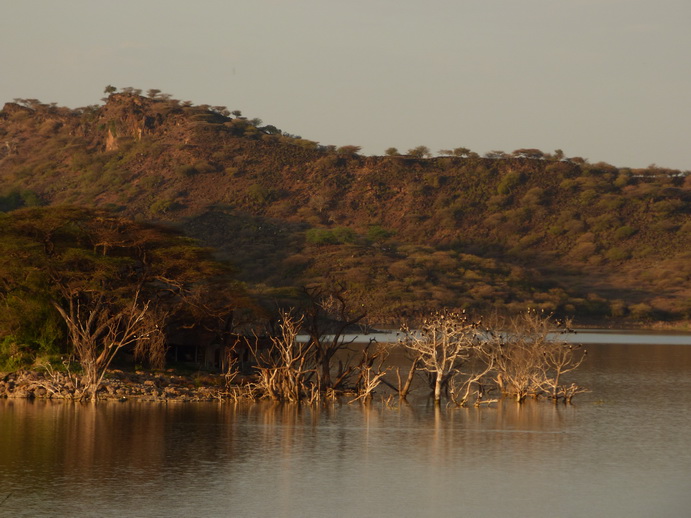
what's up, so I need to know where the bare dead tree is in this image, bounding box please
[393,356,419,401]
[32,355,93,400]
[488,336,543,402]
[301,284,366,389]
[448,345,497,407]
[251,312,315,402]
[485,310,587,403]
[350,340,389,403]
[399,310,482,403]
[558,382,590,403]
[539,339,588,402]
[133,307,168,370]
[53,290,162,401]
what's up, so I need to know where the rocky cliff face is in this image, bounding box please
[99,93,173,151]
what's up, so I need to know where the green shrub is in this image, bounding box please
[0,339,34,371]
[569,241,597,260]
[605,247,631,261]
[496,171,523,195]
[652,199,684,216]
[336,145,361,156]
[545,161,576,177]
[0,189,28,211]
[559,178,578,192]
[614,225,637,240]
[579,189,599,204]
[517,233,542,248]
[314,155,341,170]
[305,228,338,245]
[193,161,217,174]
[150,199,181,214]
[548,224,565,236]
[590,213,620,232]
[597,195,625,211]
[247,183,275,205]
[366,225,393,243]
[521,187,545,206]
[614,172,631,188]
[629,302,653,319]
[140,174,164,189]
[650,220,678,233]
[632,246,655,259]
[177,164,198,177]
[609,300,628,318]
[332,227,357,244]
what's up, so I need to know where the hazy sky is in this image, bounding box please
[2,0,690,170]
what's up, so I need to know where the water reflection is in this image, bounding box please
[1,341,691,517]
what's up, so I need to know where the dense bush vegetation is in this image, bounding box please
[0,207,251,396]
[1,91,689,327]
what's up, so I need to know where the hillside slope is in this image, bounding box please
[1,92,690,324]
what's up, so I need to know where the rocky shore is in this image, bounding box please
[0,369,240,402]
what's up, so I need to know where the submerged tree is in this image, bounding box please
[484,311,587,403]
[250,312,315,402]
[397,310,587,405]
[399,310,482,402]
[301,282,367,390]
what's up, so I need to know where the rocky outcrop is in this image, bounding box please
[0,369,238,402]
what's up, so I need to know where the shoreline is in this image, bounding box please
[3,325,690,402]
[0,369,239,402]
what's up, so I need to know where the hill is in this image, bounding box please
[1,90,690,325]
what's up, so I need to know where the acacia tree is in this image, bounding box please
[407,145,431,159]
[453,147,473,157]
[0,206,246,400]
[336,145,361,156]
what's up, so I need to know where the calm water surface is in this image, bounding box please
[1,339,691,517]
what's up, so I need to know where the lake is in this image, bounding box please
[1,333,691,517]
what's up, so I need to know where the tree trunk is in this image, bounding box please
[320,355,332,388]
[434,371,443,402]
[399,357,419,400]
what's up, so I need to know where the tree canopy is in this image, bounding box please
[0,206,252,377]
